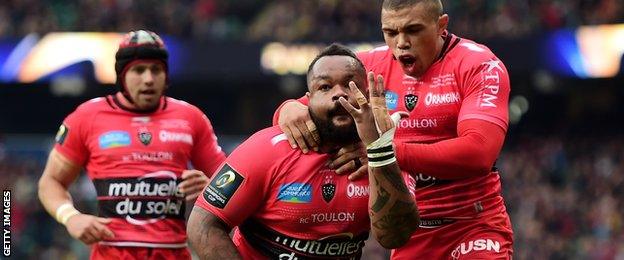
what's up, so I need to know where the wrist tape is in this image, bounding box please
[366,112,402,168]
[55,203,80,225]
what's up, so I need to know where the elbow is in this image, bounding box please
[37,175,49,202]
[471,161,493,176]
[374,217,419,249]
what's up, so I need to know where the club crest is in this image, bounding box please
[404,94,418,111]
[322,183,335,203]
[138,128,152,146]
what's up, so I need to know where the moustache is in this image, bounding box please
[328,104,350,117]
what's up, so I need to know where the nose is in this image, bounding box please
[397,33,410,50]
[331,84,349,102]
[142,70,154,85]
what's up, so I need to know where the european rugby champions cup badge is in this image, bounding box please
[321,174,336,203]
[138,127,152,146]
[404,86,418,112]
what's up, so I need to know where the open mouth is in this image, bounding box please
[398,55,417,69]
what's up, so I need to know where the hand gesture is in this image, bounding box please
[338,72,408,144]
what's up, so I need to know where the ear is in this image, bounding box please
[305,91,311,98]
[438,14,449,35]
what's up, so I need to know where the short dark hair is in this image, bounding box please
[382,0,443,20]
[307,43,365,80]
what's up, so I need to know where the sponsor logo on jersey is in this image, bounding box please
[311,212,355,223]
[277,183,312,203]
[397,118,438,129]
[480,59,503,108]
[385,91,398,110]
[124,152,173,162]
[159,130,193,144]
[55,124,68,145]
[137,127,152,146]
[346,183,369,198]
[451,238,502,260]
[159,119,190,129]
[404,94,418,111]
[131,116,150,124]
[414,173,437,188]
[425,92,460,106]
[98,131,131,149]
[239,221,368,259]
[94,171,184,225]
[203,164,244,209]
[431,73,457,88]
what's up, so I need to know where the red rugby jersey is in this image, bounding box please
[54,94,226,248]
[195,126,408,259]
[356,32,510,219]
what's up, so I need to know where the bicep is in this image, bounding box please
[187,206,240,259]
[41,148,82,188]
[188,206,232,237]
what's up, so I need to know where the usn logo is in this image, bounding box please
[385,91,398,110]
[99,131,131,149]
[451,239,502,260]
[277,183,312,203]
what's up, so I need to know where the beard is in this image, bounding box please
[309,105,360,147]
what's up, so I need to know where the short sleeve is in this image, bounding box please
[194,129,279,227]
[457,55,510,132]
[53,109,90,166]
[190,108,226,177]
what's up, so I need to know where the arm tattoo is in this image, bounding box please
[371,184,390,212]
[187,207,241,260]
[368,163,419,248]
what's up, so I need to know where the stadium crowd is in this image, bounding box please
[0,0,622,41]
[2,133,623,259]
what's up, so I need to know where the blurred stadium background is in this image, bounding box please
[0,0,623,259]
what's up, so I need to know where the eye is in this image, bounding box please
[133,66,146,74]
[406,27,423,35]
[383,30,398,37]
[319,84,331,91]
[151,66,163,74]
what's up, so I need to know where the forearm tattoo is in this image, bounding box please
[368,164,419,248]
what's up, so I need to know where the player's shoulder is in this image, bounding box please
[235,126,293,157]
[164,96,207,118]
[357,45,393,69]
[71,96,110,115]
[165,96,201,112]
[447,35,504,69]
[248,126,291,149]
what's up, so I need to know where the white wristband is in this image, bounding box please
[366,112,402,168]
[55,203,80,225]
